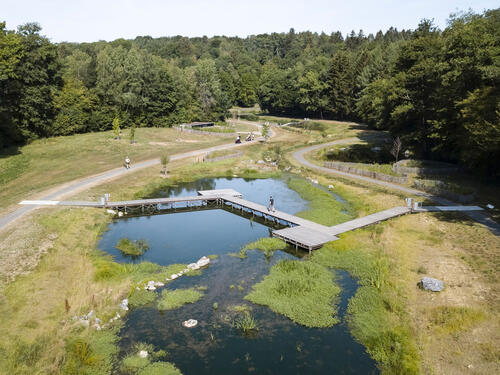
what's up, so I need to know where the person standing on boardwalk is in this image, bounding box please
[268,195,275,212]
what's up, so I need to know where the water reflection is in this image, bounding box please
[98,178,377,374]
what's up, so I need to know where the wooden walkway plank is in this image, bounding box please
[222,196,331,232]
[328,206,411,235]
[273,226,338,251]
[413,206,483,212]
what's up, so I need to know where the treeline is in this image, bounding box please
[0,8,498,175]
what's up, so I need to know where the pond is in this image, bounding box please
[98,177,377,374]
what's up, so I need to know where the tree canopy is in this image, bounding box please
[0,8,498,176]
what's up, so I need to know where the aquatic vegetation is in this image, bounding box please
[242,237,286,258]
[207,254,218,259]
[287,178,352,225]
[185,269,202,277]
[137,361,182,375]
[312,237,420,374]
[63,329,120,375]
[116,238,149,257]
[93,255,185,285]
[128,289,157,308]
[234,311,258,334]
[227,304,252,313]
[157,288,204,310]
[245,260,340,327]
[121,354,150,374]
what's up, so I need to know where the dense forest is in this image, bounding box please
[0,8,498,175]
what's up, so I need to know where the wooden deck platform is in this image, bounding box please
[222,196,331,232]
[197,189,242,197]
[273,226,339,251]
[19,191,484,252]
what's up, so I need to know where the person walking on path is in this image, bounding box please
[268,195,275,212]
[125,156,131,169]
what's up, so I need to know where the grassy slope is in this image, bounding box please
[287,177,353,226]
[0,127,228,214]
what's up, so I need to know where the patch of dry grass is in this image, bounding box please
[0,128,229,215]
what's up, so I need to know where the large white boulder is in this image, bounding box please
[139,350,148,358]
[197,256,210,268]
[170,274,178,280]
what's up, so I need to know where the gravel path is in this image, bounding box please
[293,140,500,236]
[0,138,260,232]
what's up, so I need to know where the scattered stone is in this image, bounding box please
[328,184,334,189]
[139,350,148,358]
[85,310,95,320]
[106,209,116,214]
[120,299,129,311]
[118,211,124,217]
[115,312,121,319]
[93,323,101,331]
[171,274,178,280]
[95,318,102,325]
[136,286,141,290]
[257,160,265,164]
[197,256,210,268]
[486,204,494,209]
[154,281,164,287]
[182,319,198,328]
[419,277,444,292]
[187,263,200,270]
[79,319,89,327]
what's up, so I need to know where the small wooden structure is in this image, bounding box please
[185,122,214,128]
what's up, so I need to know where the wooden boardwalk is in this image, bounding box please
[19,190,484,252]
[328,206,411,236]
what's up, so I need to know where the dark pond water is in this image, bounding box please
[98,177,377,374]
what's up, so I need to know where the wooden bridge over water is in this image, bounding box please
[20,189,483,252]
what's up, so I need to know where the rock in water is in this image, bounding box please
[182,319,198,328]
[419,277,444,292]
[120,299,129,311]
[197,256,210,268]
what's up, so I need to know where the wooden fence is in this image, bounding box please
[324,161,408,184]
